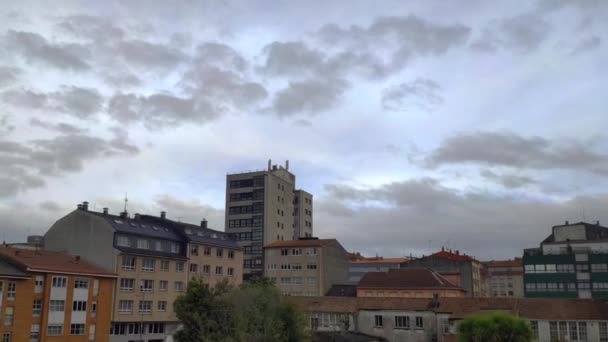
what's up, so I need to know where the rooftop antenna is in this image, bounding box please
[124,193,129,213]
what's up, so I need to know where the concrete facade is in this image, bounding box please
[483,258,524,298]
[226,160,313,279]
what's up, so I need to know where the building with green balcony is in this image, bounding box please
[523,221,608,299]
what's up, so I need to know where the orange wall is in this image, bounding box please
[0,276,35,342]
[357,288,465,298]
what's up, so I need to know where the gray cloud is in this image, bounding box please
[381,78,444,112]
[571,35,601,55]
[471,14,551,52]
[39,200,62,212]
[58,14,125,42]
[2,89,48,109]
[114,39,187,68]
[2,86,103,119]
[102,73,141,88]
[270,78,347,116]
[317,178,608,259]
[29,118,86,134]
[0,66,21,87]
[479,169,536,189]
[0,115,16,134]
[154,194,225,230]
[0,130,139,196]
[3,30,90,70]
[195,42,247,71]
[426,132,608,175]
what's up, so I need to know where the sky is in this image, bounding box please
[1,0,607,261]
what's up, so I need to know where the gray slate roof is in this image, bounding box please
[0,259,29,278]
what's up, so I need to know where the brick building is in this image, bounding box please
[356,268,466,298]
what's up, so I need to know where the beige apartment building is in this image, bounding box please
[482,258,524,297]
[44,202,243,342]
[264,238,349,296]
[226,160,314,280]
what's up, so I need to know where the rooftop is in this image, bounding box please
[482,258,523,268]
[0,246,116,277]
[265,238,338,248]
[350,257,411,264]
[427,248,480,263]
[288,296,608,321]
[358,268,463,290]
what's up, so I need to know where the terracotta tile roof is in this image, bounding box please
[264,238,337,248]
[288,296,608,321]
[430,250,479,263]
[482,258,522,268]
[350,257,410,264]
[357,268,463,291]
[0,246,116,277]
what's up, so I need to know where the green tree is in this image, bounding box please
[457,312,534,342]
[174,277,310,342]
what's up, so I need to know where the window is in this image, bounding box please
[291,263,302,270]
[578,322,587,341]
[140,280,154,292]
[160,260,169,271]
[228,250,235,259]
[190,263,198,273]
[159,280,168,291]
[307,263,318,270]
[531,321,539,340]
[281,248,289,256]
[535,264,546,273]
[142,259,155,272]
[30,323,40,342]
[569,321,578,340]
[72,301,87,311]
[395,316,409,329]
[70,324,85,335]
[118,300,133,313]
[374,315,383,327]
[228,267,234,276]
[203,265,211,274]
[442,319,450,334]
[155,241,163,251]
[216,266,223,275]
[217,248,224,257]
[292,248,302,256]
[171,243,181,253]
[137,239,149,249]
[7,281,16,299]
[559,321,568,340]
[415,316,424,329]
[116,235,130,247]
[2,333,10,342]
[120,278,134,291]
[74,278,88,289]
[175,281,184,292]
[34,275,44,293]
[33,299,42,316]
[49,300,65,311]
[592,264,608,272]
[148,323,165,334]
[4,307,13,326]
[307,248,317,256]
[599,322,608,342]
[47,325,63,336]
[204,247,211,256]
[91,302,97,317]
[308,277,317,285]
[524,264,535,273]
[122,256,136,270]
[158,301,167,311]
[576,264,589,272]
[139,300,152,313]
[176,261,184,272]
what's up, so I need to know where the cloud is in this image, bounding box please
[29,118,86,134]
[102,73,141,88]
[0,66,21,87]
[3,30,90,70]
[114,39,187,68]
[479,169,536,189]
[0,115,16,134]
[57,14,125,42]
[471,14,551,52]
[2,86,103,119]
[39,200,62,211]
[154,194,225,230]
[195,42,247,71]
[426,132,608,175]
[317,178,608,258]
[270,78,347,116]
[0,130,139,196]
[381,78,444,112]
[571,35,601,55]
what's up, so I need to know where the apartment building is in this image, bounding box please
[482,258,524,297]
[0,246,115,342]
[348,254,411,284]
[523,221,608,299]
[291,296,608,342]
[43,203,243,342]
[226,160,313,279]
[357,268,466,298]
[264,238,348,296]
[402,248,483,297]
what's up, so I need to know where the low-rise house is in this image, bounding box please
[357,268,466,298]
[264,238,349,296]
[0,246,116,342]
[290,296,608,342]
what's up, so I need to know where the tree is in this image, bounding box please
[174,277,310,342]
[457,312,534,342]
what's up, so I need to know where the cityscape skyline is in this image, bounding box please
[1,0,608,261]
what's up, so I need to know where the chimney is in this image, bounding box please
[160,211,166,219]
[119,211,128,219]
[565,221,569,225]
[268,159,272,171]
[82,201,89,211]
[456,250,460,255]
[14,250,19,256]
[201,218,208,229]
[286,160,289,170]
[134,213,140,220]
[596,221,600,225]
[77,204,83,210]
[103,208,108,215]
[441,246,445,252]
[75,255,81,262]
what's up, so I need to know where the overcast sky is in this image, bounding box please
[1,0,607,260]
